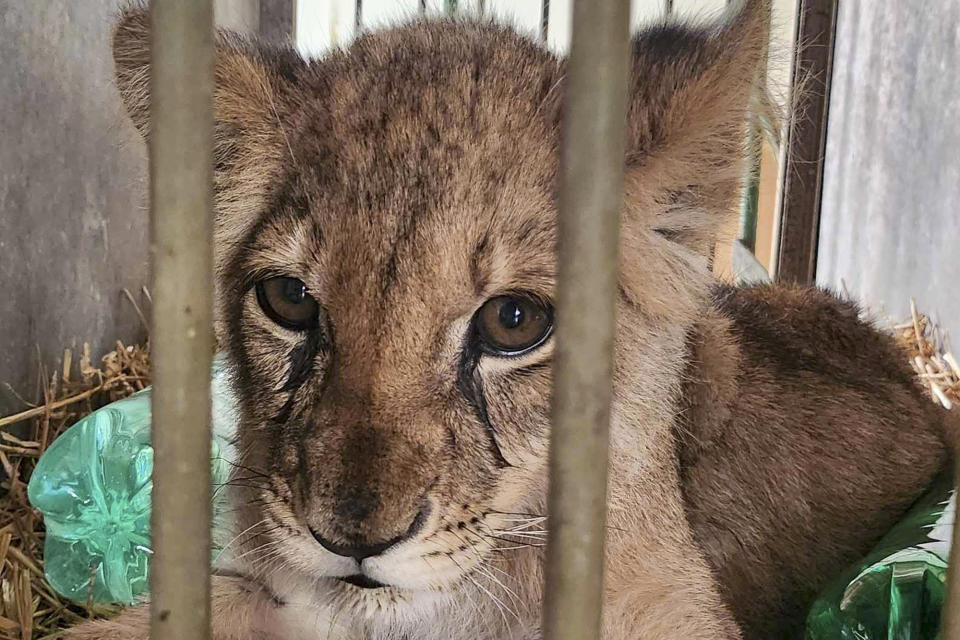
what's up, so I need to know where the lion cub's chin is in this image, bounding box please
[251,564,460,632]
[240,549,470,610]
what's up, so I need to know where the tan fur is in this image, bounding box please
[66,2,952,638]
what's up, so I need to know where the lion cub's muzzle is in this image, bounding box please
[296,416,443,565]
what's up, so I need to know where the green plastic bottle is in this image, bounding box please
[805,472,954,640]
[27,355,238,605]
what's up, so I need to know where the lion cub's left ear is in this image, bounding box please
[623,0,772,258]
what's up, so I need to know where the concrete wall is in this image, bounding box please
[0,1,149,417]
[215,0,260,33]
[817,1,960,339]
[0,1,263,417]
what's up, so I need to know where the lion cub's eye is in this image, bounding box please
[256,277,320,331]
[475,295,553,356]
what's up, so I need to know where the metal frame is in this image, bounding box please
[149,1,215,638]
[774,0,838,284]
[540,0,551,41]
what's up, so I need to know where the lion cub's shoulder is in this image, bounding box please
[676,282,950,638]
[711,283,917,389]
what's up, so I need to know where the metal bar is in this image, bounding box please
[737,3,769,256]
[541,0,630,638]
[774,0,838,284]
[540,0,550,41]
[149,1,215,638]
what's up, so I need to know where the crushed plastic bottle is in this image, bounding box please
[805,471,954,640]
[27,354,238,605]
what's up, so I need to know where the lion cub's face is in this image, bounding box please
[221,27,564,593]
[113,4,766,605]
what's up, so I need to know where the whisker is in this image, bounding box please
[466,525,546,549]
[468,573,519,627]
[221,459,271,478]
[487,545,531,552]
[485,510,547,519]
[230,537,287,563]
[492,531,548,541]
[500,519,548,532]
[214,518,270,563]
[474,563,524,615]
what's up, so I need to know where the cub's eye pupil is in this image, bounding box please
[499,300,524,329]
[282,279,307,305]
[256,276,320,331]
[476,295,553,356]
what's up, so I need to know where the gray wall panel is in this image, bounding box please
[817,1,960,339]
[0,2,264,417]
[0,1,149,416]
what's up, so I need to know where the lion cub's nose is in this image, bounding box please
[309,503,430,561]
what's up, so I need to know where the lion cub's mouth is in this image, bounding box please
[338,574,389,590]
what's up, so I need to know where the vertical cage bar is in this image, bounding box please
[737,5,770,257]
[542,0,630,638]
[149,1,215,638]
[540,0,550,41]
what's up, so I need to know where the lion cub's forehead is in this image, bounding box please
[245,22,564,308]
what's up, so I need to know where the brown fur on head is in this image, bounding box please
[92,3,948,640]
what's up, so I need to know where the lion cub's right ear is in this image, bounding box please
[112,6,306,245]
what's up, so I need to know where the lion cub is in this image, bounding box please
[68,1,952,639]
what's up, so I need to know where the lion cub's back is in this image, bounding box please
[677,284,951,639]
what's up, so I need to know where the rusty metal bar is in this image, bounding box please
[540,0,550,41]
[774,0,838,284]
[149,1,215,638]
[542,0,630,638]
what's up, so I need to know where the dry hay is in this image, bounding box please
[0,303,956,639]
[0,342,149,639]
[891,300,959,411]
